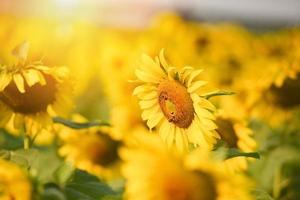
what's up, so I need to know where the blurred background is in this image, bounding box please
[1,0,300,28]
[0,1,300,200]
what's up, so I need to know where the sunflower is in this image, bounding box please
[0,159,31,200]
[234,29,300,127]
[215,112,257,173]
[0,42,73,135]
[120,133,254,200]
[133,49,219,152]
[58,115,120,179]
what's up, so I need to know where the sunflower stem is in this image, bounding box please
[24,135,30,150]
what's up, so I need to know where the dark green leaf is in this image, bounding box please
[41,183,67,200]
[226,148,260,159]
[64,170,122,200]
[53,117,110,129]
[0,128,23,150]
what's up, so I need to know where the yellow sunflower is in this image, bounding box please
[0,159,31,200]
[58,115,120,179]
[120,133,254,200]
[133,49,219,152]
[215,112,257,173]
[0,42,73,135]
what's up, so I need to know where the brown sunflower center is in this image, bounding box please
[216,117,238,148]
[163,170,217,200]
[158,80,194,128]
[0,73,57,114]
[269,75,300,109]
[87,133,120,166]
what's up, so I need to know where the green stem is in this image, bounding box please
[24,135,30,150]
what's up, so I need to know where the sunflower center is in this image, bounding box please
[158,80,194,128]
[0,73,57,114]
[269,75,300,108]
[87,133,119,166]
[216,117,238,148]
[163,170,217,200]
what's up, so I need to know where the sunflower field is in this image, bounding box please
[0,8,300,200]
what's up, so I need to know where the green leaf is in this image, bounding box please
[41,183,67,200]
[201,90,235,99]
[0,128,23,150]
[54,162,75,186]
[53,117,110,129]
[0,149,11,159]
[226,148,260,159]
[8,148,64,184]
[248,146,300,192]
[251,189,274,200]
[64,170,122,200]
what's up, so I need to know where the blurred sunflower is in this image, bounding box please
[58,115,120,179]
[237,29,300,126]
[215,112,257,173]
[133,50,219,152]
[121,133,254,200]
[0,42,73,134]
[0,159,31,200]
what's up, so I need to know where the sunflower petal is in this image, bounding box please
[23,69,40,87]
[13,73,25,93]
[0,73,12,91]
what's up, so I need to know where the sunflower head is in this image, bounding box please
[268,74,300,109]
[121,133,254,200]
[216,116,239,148]
[0,72,57,114]
[58,115,120,178]
[133,49,219,151]
[215,112,257,172]
[0,42,73,131]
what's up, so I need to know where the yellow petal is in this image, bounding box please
[0,73,12,91]
[147,112,163,130]
[141,105,160,121]
[13,73,25,93]
[137,91,157,100]
[199,98,216,111]
[194,104,215,120]
[139,99,157,109]
[166,124,175,148]
[180,66,193,84]
[12,41,29,61]
[141,54,164,77]
[36,70,46,85]
[159,120,170,142]
[135,69,160,83]
[187,69,203,87]
[13,114,25,129]
[200,118,218,130]
[158,49,169,70]
[23,69,40,87]
[175,129,188,153]
[187,80,207,93]
[133,85,156,96]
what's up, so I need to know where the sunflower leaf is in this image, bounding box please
[201,90,235,99]
[53,117,110,129]
[226,148,260,159]
[251,189,274,200]
[64,170,122,200]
